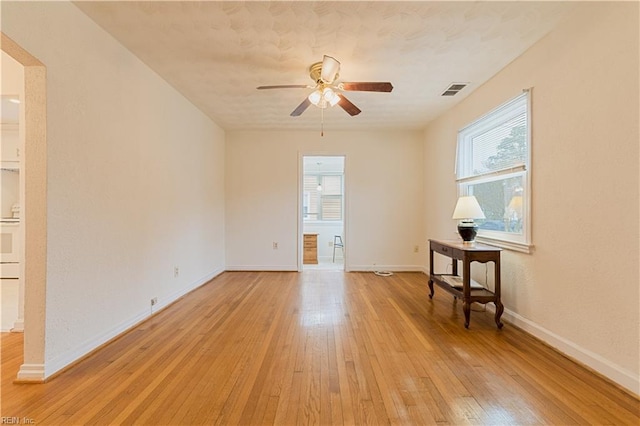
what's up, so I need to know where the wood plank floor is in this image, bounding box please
[1,271,638,425]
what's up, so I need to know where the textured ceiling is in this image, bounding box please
[74,1,575,132]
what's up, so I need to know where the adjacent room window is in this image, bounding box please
[303,174,343,221]
[456,90,532,252]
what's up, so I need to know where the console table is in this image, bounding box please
[428,239,504,329]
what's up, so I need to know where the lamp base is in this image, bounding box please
[457,222,478,243]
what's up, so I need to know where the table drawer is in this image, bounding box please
[431,241,463,259]
[431,241,451,256]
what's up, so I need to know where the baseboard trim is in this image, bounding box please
[493,306,639,396]
[23,266,638,397]
[225,265,298,272]
[11,318,24,332]
[152,268,224,314]
[349,264,428,273]
[424,266,638,395]
[15,363,45,383]
[43,309,150,380]
[40,267,224,382]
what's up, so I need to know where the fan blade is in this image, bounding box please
[321,55,341,83]
[257,85,310,90]
[337,95,361,116]
[290,98,312,117]
[341,82,393,92]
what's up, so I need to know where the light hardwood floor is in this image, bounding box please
[2,271,639,425]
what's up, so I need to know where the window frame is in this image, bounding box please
[456,90,533,253]
[303,173,344,222]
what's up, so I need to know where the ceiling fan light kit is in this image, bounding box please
[257,55,394,126]
[308,87,340,108]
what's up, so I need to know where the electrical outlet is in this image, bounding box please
[328,241,333,247]
[151,297,158,306]
[174,266,180,278]
[273,242,278,249]
[414,245,420,253]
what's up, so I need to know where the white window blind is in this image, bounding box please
[303,174,343,221]
[457,93,528,181]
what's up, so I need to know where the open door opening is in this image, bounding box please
[1,53,25,335]
[301,156,345,271]
[2,33,48,383]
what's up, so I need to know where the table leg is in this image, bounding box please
[495,301,504,329]
[428,247,435,299]
[463,300,471,328]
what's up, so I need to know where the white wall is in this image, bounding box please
[0,163,19,218]
[423,2,639,394]
[2,1,226,379]
[226,130,425,272]
[0,279,19,331]
[1,43,26,334]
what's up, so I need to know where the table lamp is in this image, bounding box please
[452,195,486,244]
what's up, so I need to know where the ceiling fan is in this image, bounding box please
[257,55,393,117]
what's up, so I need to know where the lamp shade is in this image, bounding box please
[323,88,340,106]
[507,195,523,216]
[308,89,322,106]
[452,196,486,220]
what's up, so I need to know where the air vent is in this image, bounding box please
[441,82,468,96]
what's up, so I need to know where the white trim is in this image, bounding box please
[491,306,639,396]
[41,268,224,380]
[45,309,149,378]
[152,268,224,314]
[429,261,637,395]
[0,122,19,131]
[456,164,526,184]
[349,264,428,273]
[226,265,298,272]
[523,87,533,250]
[303,220,345,226]
[16,363,45,382]
[11,317,24,332]
[475,235,534,254]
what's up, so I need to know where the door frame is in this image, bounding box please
[2,33,48,382]
[298,152,348,272]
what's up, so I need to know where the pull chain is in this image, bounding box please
[321,106,324,137]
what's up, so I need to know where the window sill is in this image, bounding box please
[303,220,344,225]
[476,235,534,254]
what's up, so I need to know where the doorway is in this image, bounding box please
[1,52,25,333]
[301,155,345,271]
[2,33,48,382]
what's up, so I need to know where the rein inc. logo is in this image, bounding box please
[1,418,35,425]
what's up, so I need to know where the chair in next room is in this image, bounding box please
[333,235,344,262]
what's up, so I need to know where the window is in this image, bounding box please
[456,91,532,252]
[303,174,343,221]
